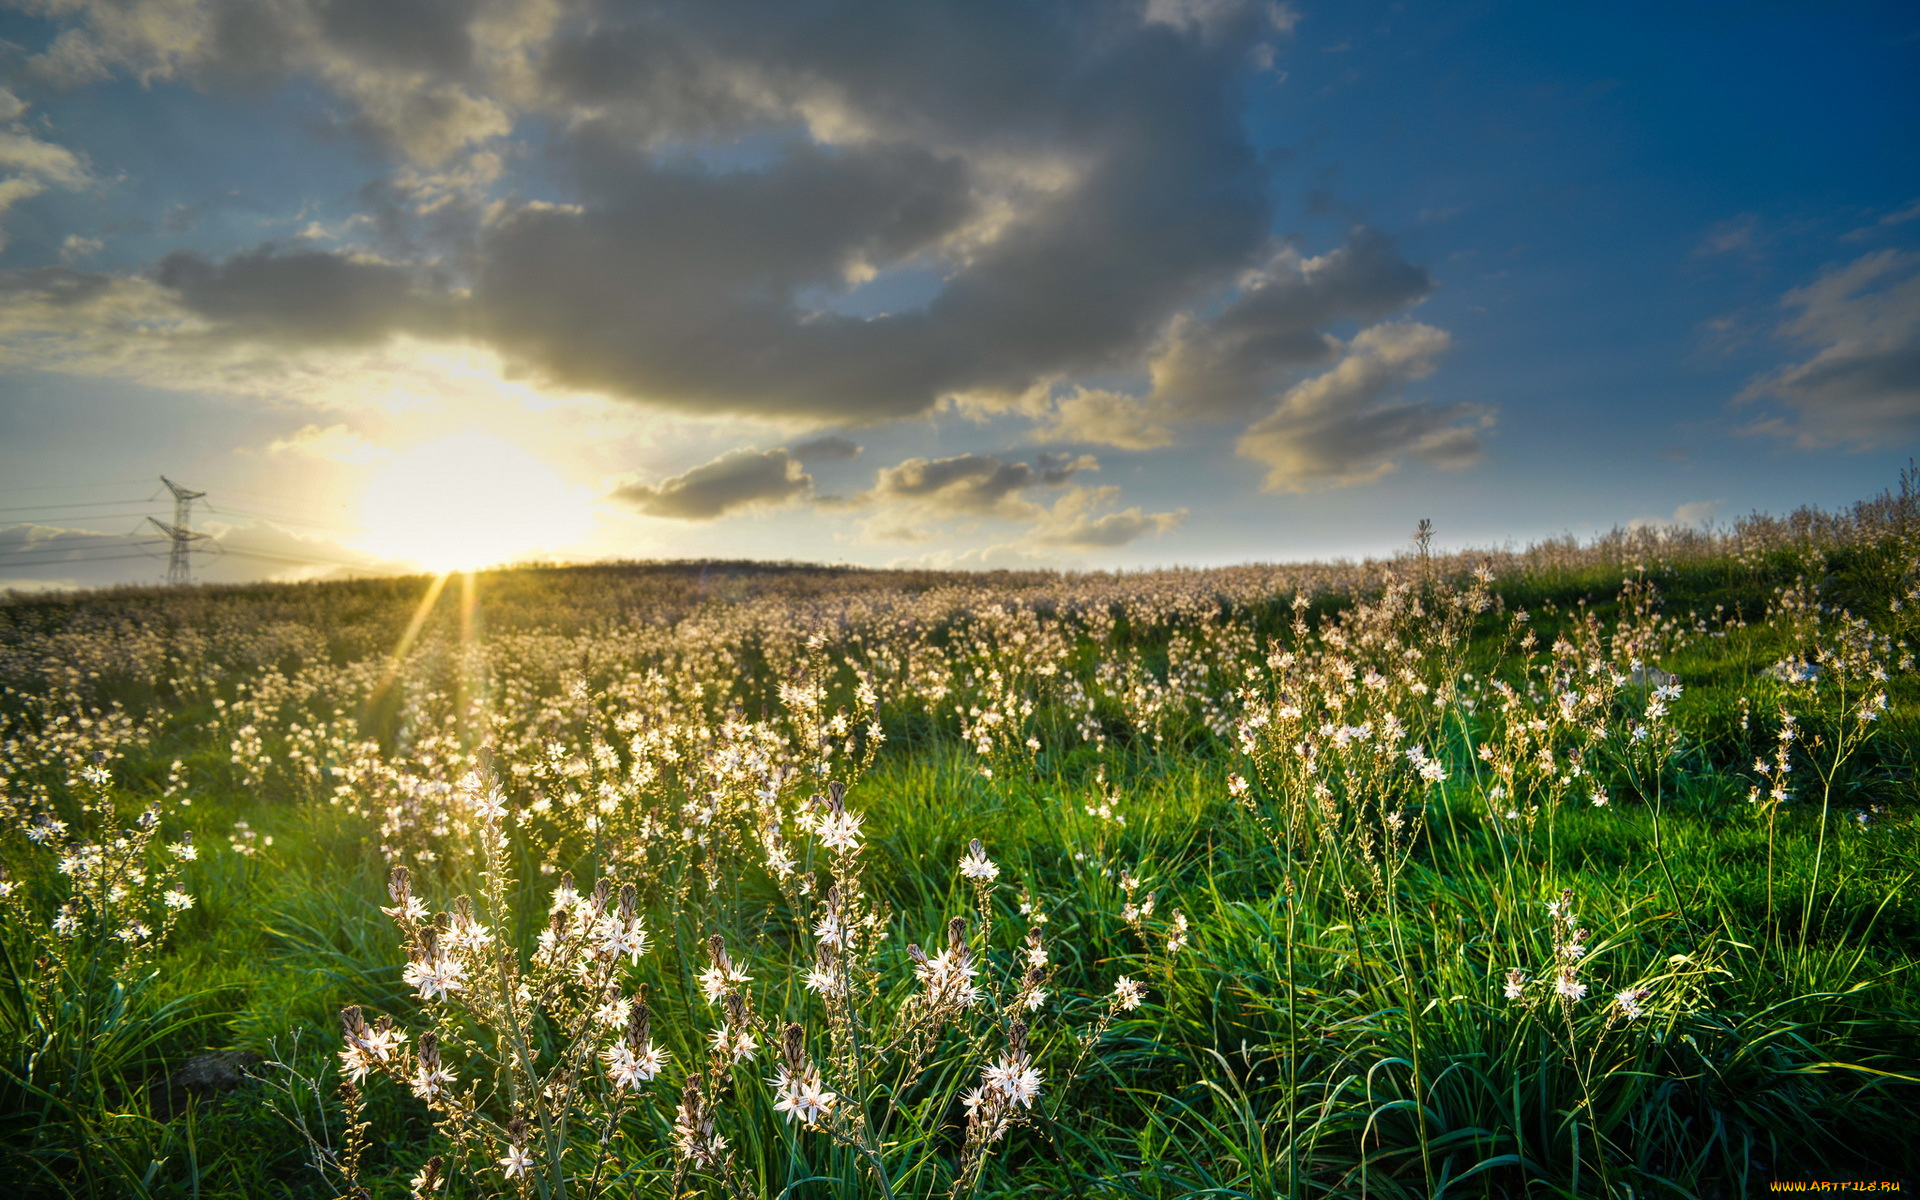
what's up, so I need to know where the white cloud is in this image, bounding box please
[1027,485,1185,548]
[1031,388,1175,450]
[267,423,392,466]
[1629,499,1724,531]
[0,119,94,249]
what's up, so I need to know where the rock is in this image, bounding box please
[148,1050,262,1120]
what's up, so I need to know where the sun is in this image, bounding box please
[357,431,596,572]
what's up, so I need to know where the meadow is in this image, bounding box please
[2,483,1917,1199]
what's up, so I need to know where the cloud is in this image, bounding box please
[1146,229,1434,419]
[268,423,393,465]
[1031,388,1175,449]
[614,446,812,520]
[1842,197,1920,243]
[1629,499,1723,531]
[20,0,525,165]
[1235,321,1490,491]
[791,434,862,462]
[155,245,454,346]
[1027,485,1185,547]
[1030,227,1436,449]
[60,234,104,262]
[0,110,94,249]
[1737,249,1920,449]
[865,451,1097,520]
[5,0,1457,512]
[12,0,1310,431]
[1695,213,1761,257]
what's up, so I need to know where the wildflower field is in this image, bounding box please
[3,486,1918,1199]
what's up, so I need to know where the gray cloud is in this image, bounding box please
[21,0,516,164]
[1738,249,1920,449]
[20,0,1312,431]
[1148,228,1434,418]
[13,0,1463,501]
[155,245,454,346]
[1235,321,1490,492]
[614,447,812,520]
[866,452,1097,519]
[1032,227,1436,447]
[792,435,862,462]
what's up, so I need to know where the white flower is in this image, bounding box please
[472,789,509,822]
[818,810,864,852]
[403,956,467,1002]
[596,915,649,962]
[163,887,195,910]
[770,1065,837,1124]
[813,912,847,948]
[604,1040,666,1090]
[1554,968,1587,1003]
[382,895,430,923]
[1613,987,1650,1020]
[498,1144,533,1179]
[959,838,1000,882]
[1503,969,1527,1000]
[709,1024,758,1062]
[1113,976,1147,1011]
[409,1063,455,1100]
[916,948,983,1007]
[698,963,752,1003]
[983,1055,1043,1108]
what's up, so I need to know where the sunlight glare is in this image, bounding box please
[357,431,596,571]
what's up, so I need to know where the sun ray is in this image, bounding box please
[366,570,451,716]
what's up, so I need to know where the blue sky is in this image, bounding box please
[1,0,1915,585]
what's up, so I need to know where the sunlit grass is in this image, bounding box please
[1,482,1917,1197]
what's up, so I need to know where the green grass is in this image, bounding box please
[2,524,1917,1198]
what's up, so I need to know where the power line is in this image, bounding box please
[201,502,367,533]
[0,498,155,514]
[0,479,152,496]
[215,545,392,571]
[0,550,171,572]
[1,510,170,525]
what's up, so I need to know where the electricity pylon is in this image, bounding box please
[150,476,208,585]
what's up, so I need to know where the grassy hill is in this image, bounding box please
[2,487,1917,1198]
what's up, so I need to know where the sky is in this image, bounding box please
[0,0,1916,587]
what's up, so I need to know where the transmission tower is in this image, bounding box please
[150,475,208,585]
